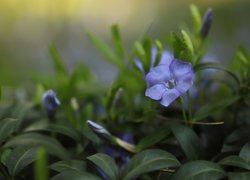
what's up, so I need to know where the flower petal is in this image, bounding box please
[170,59,193,78]
[145,84,166,100]
[160,89,180,107]
[159,51,174,66]
[176,71,195,94]
[145,64,171,86]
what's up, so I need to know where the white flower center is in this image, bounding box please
[165,79,177,89]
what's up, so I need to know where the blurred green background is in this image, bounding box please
[0,0,249,86]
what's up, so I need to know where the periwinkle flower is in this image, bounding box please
[87,120,113,141]
[200,8,213,39]
[145,58,195,107]
[42,90,60,119]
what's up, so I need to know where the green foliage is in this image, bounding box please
[34,148,48,180]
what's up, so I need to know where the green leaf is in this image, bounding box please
[170,32,183,59]
[170,160,226,180]
[224,126,250,147]
[49,160,86,173]
[34,148,48,180]
[87,153,119,180]
[5,146,38,177]
[122,149,180,180]
[193,96,239,121]
[218,155,250,170]
[239,142,250,163]
[228,172,250,180]
[136,126,171,151]
[4,133,69,160]
[0,118,18,145]
[171,124,204,160]
[51,170,101,180]
[181,30,194,61]
[111,24,125,59]
[134,41,148,72]
[190,4,202,34]
[49,43,67,75]
[88,32,122,68]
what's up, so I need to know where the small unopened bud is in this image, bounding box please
[87,120,112,141]
[200,8,213,39]
[42,90,60,120]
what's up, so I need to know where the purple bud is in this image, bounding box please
[200,8,213,39]
[87,120,112,141]
[42,90,60,120]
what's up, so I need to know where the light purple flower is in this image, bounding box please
[145,59,195,107]
[135,48,173,73]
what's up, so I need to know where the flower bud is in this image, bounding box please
[42,90,60,120]
[87,120,112,141]
[200,8,213,39]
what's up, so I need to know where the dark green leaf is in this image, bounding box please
[122,149,180,180]
[228,172,250,180]
[170,32,183,59]
[239,142,250,163]
[193,96,239,121]
[0,118,18,145]
[87,153,119,180]
[5,146,38,176]
[50,160,86,173]
[224,126,250,147]
[4,133,69,159]
[49,43,67,75]
[136,126,171,151]
[181,30,194,61]
[218,155,250,170]
[88,32,122,68]
[51,170,101,180]
[170,160,226,180]
[111,24,125,59]
[171,124,204,160]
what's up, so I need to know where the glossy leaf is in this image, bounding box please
[239,142,250,163]
[5,146,38,177]
[218,155,250,170]
[51,170,101,180]
[136,126,171,151]
[171,124,204,160]
[4,133,69,159]
[228,172,250,180]
[87,153,119,180]
[49,160,86,173]
[170,160,226,180]
[122,149,180,180]
[0,118,18,145]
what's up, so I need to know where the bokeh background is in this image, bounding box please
[0,0,249,86]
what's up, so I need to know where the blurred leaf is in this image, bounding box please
[134,41,148,72]
[122,149,180,180]
[153,40,163,67]
[87,153,119,180]
[224,126,250,147]
[239,142,250,163]
[171,124,204,160]
[5,146,38,177]
[51,170,101,180]
[34,148,48,180]
[193,96,239,121]
[136,126,171,151]
[218,155,250,170]
[228,172,250,180]
[0,118,18,145]
[4,133,69,160]
[111,24,125,59]
[49,43,67,75]
[35,84,45,105]
[170,160,226,180]
[170,32,183,59]
[236,45,250,66]
[190,4,202,34]
[88,32,122,68]
[50,160,86,173]
[181,30,194,61]
[0,86,1,101]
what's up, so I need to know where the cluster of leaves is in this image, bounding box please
[0,4,250,180]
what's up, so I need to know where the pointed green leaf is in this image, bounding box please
[5,146,37,176]
[111,24,125,59]
[0,118,18,145]
[181,30,194,60]
[51,170,101,180]
[170,160,226,180]
[170,32,183,59]
[171,124,204,160]
[218,155,250,170]
[228,172,250,180]
[87,153,119,180]
[4,133,69,159]
[122,149,180,180]
[49,160,86,173]
[239,142,250,163]
[88,32,122,68]
[190,4,202,34]
[136,126,171,151]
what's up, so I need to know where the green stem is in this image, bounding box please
[180,97,188,124]
[187,91,193,121]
